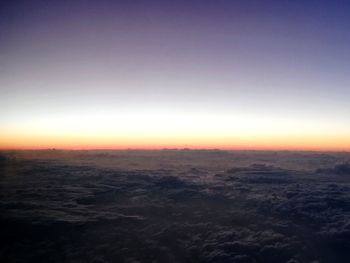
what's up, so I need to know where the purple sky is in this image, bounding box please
[1,0,350,149]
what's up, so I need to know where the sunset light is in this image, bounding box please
[2,1,350,262]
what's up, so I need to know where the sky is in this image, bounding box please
[1,0,350,151]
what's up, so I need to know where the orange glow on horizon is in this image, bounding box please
[2,111,350,152]
[1,133,350,152]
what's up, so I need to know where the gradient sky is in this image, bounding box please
[1,0,350,150]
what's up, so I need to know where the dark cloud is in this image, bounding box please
[316,163,350,176]
[0,151,350,262]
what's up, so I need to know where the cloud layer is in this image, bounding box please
[1,151,350,262]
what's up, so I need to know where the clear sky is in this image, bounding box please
[1,0,350,150]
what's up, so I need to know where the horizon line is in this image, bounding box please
[1,147,349,153]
